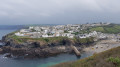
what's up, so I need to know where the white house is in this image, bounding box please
[68,30,74,33]
[29,26,34,30]
[42,34,49,37]
[34,26,41,31]
[89,31,97,36]
[20,29,30,33]
[31,32,42,38]
[44,30,49,34]
[15,32,24,36]
[54,32,61,37]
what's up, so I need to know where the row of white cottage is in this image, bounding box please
[15,29,103,39]
[15,32,75,38]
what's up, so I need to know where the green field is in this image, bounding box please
[89,24,120,34]
[90,27,105,32]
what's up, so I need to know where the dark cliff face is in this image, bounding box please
[1,45,73,59]
[2,31,94,48]
[2,35,73,48]
[1,35,74,58]
[1,34,94,59]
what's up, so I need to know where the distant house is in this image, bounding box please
[15,32,24,36]
[54,32,61,37]
[20,29,31,33]
[34,26,41,31]
[42,34,49,38]
[62,33,75,38]
[68,30,74,33]
[29,26,34,30]
[44,30,49,34]
[89,31,97,37]
[31,32,42,38]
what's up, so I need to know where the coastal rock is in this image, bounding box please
[5,53,12,58]
[0,45,74,59]
[1,33,94,59]
[0,40,2,43]
[0,48,3,54]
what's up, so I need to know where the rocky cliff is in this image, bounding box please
[0,33,94,59]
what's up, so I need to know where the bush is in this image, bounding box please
[107,57,120,66]
[43,38,49,42]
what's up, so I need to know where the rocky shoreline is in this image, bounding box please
[0,34,94,59]
[0,46,74,59]
[0,44,82,59]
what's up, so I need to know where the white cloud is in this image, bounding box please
[0,0,120,24]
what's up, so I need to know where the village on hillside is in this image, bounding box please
[14,22,120,42]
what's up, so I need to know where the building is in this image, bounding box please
[15,32,24,36]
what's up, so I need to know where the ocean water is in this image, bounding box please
[0,25,93,67]
[0,52,92,67]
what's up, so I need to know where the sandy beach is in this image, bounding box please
[83,39,120,53]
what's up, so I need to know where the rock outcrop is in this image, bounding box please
[0,33,94,59]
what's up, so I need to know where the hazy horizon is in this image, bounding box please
[0,22,119,25]
[0,0,120,25]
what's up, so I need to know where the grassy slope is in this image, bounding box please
[90,27,105,32]
[11,35,94,45]
[6,32,94,46]
[12,36,69,43]
[52,46,120,67]
[89,24,120,34]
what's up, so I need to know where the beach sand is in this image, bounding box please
[83,39,120,53]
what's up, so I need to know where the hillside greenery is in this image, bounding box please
[52,46,120,67]
[89,24,120,34]
[7,34,94,45]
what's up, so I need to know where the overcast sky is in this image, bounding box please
[0,0,120,25]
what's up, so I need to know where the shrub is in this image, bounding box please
[43,38,49,42]
[107,57,120,67]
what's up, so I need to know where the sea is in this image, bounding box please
[0,25,93,67]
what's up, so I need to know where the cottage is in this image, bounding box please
[42,34,49,38]
[15,32,24,36]
[20,29,30,33]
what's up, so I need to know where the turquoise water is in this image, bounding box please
[0,52,92,67]
[0,28,93,67]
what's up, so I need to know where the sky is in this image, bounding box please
[0,0,120,25]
